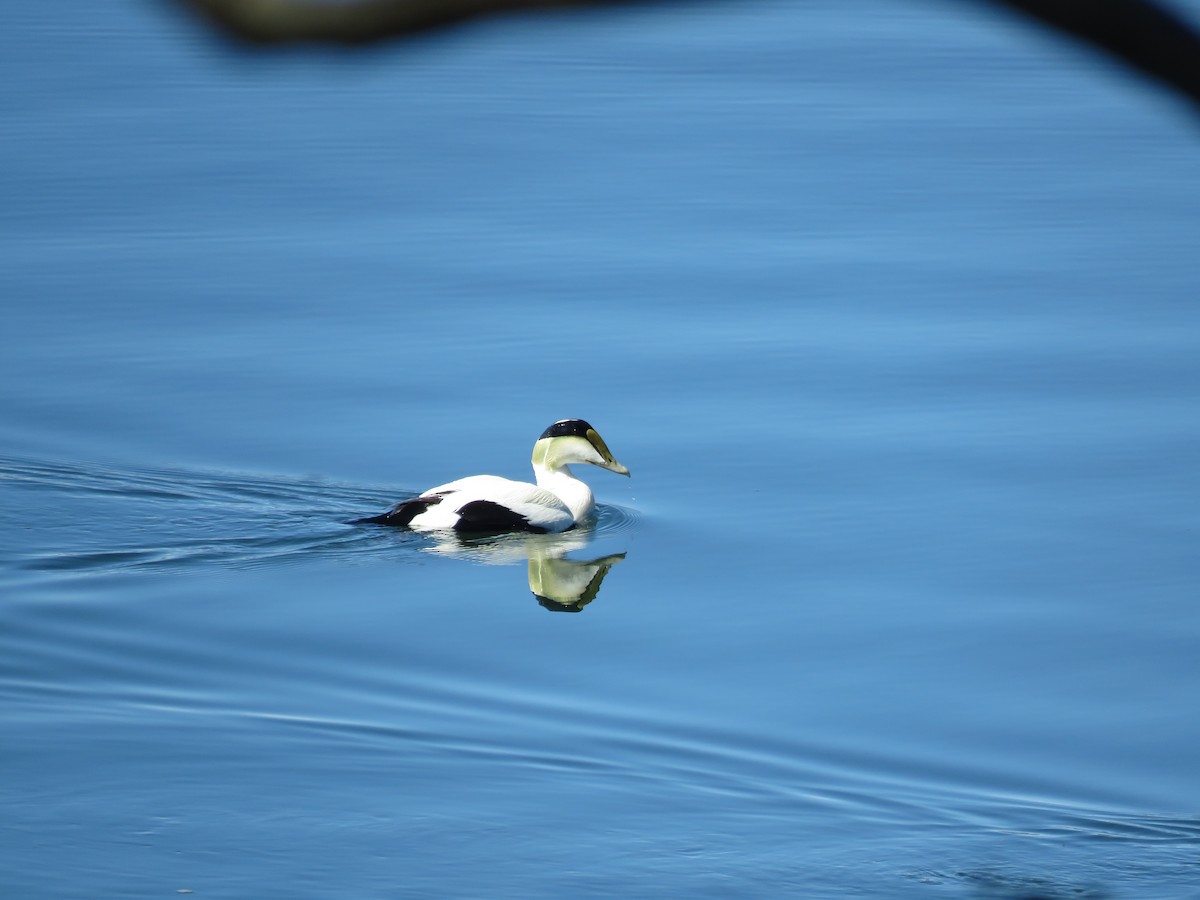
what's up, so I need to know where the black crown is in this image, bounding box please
[539,419,594,439]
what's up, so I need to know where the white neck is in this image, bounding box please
[533,463,595,523]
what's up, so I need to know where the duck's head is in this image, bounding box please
[532,419,631,476]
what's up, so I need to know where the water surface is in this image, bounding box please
[2,1,1199,896]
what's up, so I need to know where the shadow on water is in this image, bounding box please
[0,455,633,610]
[946,870,1112,899]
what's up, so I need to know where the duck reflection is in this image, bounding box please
[528,550,626,613]
[423,528,626,613]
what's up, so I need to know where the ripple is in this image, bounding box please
[153,675,1200,866]
[0,454,640,580]
[0,454,416,578]
[593,501,641,537]
[1029,809,1200,845]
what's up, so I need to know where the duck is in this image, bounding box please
[357,419,630,534]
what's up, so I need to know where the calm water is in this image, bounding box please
[2,1,1200,897]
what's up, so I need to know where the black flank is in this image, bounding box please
[453,500,549,534]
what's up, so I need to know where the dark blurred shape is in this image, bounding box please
[175,0,1200,111]
[177,0,634,45]
[995,0,1200,108]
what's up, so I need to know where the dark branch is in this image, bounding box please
[994,0,1200,108]
[177,0,630,45]
[174,0,1200,110]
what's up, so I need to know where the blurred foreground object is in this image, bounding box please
[177,0,618,45]
[177,0,1200,110]
[999,0,1200,108]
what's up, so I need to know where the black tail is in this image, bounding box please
[352,494,443,527]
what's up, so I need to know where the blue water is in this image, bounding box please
[3,1,1200,897]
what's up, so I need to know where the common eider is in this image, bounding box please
[358,419,630,534]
